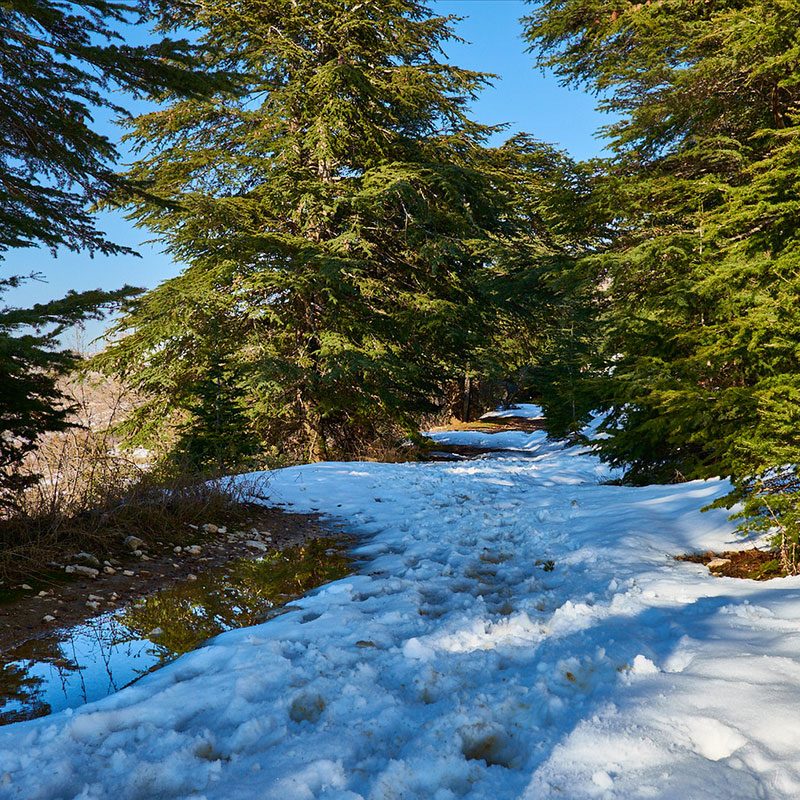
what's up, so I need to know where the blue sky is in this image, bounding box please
[7,0,609,338]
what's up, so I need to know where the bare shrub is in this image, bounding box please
[0,373,269,581]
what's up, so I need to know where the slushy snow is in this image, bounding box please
[3,425,800,799]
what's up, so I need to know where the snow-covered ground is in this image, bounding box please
[4,428,800,799]
[480,403,544,420]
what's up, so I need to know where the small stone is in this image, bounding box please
[103,561,112,567]
[186,574,198,581]
[124,535,145,551]
[122,570,135,577]
[185,545,202,556]
[88,594,103,602]
[173,546,182,554]
[73,552,100,568]
[132,549,143,557]
[708,557,732,570]
[85,601,100,611]
[148,627,163,637]
[37,590,49,597]
[103,566,116,575]
[140,554,150,561]
[65,565,99,578]
[42,615,56,623]
[201,523,219,534]
[245,540,268,551]
[217,526,227,534]
[21,584,33,591]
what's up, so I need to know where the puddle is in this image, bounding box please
[0,537,353,725]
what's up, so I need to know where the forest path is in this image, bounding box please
[3,411,800,799]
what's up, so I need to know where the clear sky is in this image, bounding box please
[6,0,609,339]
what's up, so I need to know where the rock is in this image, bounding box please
[37,590,49,597]
[88,594,103,602]
[708,557,732,570]
[85,601,100,611]
[21,584,33,591]
[122,570,135,577]
[186,574,197,581]
[217,526,227,534]
[132,549,143,557]
[140,554,150,561]
[103,566,116,575]
[124,535,145,551]
[173,546,182,554]
[185,545,202,556]
[201,523,219,534]
[42,615,56,623]
[148,627,163,637]
[245,540,268,551]
[65,565,99,578]
[73,552,100,568]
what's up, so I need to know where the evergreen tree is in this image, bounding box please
[525,0,800,554]
[100,0,555,466]
[0,279,133,507]
[1,0,212,256]
[1,0,216,505]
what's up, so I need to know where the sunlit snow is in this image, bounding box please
[2,423,800,799]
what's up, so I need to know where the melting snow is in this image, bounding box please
[1,427,799,799]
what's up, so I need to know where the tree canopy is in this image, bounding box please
[98,0,573,468]
[525,0,800,554]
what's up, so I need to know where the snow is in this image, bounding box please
[424,428,549,452]
[3,424,800,799]
[480,404,543,420]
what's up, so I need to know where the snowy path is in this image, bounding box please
[4,427,800,799]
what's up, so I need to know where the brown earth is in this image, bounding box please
[0,505,338,653]
[677,548,784,580]
[426,415,547,435]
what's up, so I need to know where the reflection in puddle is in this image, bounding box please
[0,537,352,725]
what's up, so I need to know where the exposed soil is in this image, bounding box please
[426,416,547,435]
[424,444,529,460]
[0,505,339,653]
[677,548,784,580]
[421,414,548,461]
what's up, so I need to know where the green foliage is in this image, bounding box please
[0,0,218,507]
[525,0,800,545]
[100,0,566,466]
[0,0,214,256]
[0,278,136,507]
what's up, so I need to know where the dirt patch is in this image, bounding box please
[677,549,783,580]
[427,416,547,434]
[0,505,339,652]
